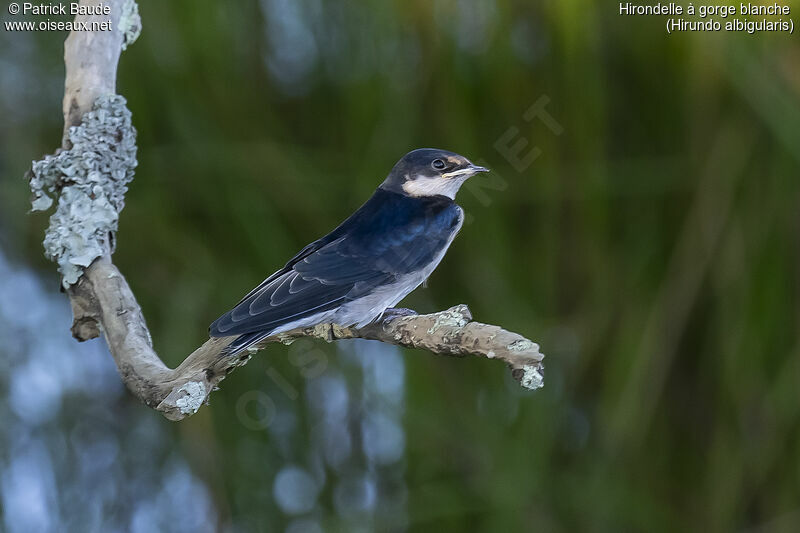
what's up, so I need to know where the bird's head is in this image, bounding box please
[380,148,489,199]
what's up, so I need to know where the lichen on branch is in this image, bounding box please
[28,95,137,286]
[119,0,142,49]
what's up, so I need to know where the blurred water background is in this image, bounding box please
[0,1,799,532]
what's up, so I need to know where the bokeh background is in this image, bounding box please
[1,1,800,532]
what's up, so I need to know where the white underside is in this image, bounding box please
[267,208,464,335]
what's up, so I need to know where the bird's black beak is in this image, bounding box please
[442,163,490,179]
[468,164,489,174]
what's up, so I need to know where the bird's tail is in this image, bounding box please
[220,331,271,357]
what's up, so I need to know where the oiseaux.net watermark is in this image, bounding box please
[5,2,113,32]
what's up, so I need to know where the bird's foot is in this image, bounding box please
[380,307,418,322]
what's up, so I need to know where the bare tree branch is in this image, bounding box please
[27,0,545,421]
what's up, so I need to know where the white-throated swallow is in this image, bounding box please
[209,148,488,354]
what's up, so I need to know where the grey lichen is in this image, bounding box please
[507,339,539,353]
[427,308,469,335]
[276,334,296,346]
[310,323,332,341]
[119,0,142,50]
[174,381,207,415]
[29,95,137,287]
[519,365,544,390]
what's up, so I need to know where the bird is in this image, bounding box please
[209,148,488,355]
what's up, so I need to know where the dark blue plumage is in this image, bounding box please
[209,148,487,354]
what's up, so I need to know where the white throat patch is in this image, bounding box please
[401,173,470,199]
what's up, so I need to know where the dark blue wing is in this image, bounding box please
[209,189,461,337]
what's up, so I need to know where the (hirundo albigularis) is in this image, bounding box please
[209,148,489,354]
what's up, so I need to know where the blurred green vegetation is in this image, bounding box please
[1,0,800,531]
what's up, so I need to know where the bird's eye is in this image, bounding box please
[432,159,446,170]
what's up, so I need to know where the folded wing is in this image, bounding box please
[209,191,460,337]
